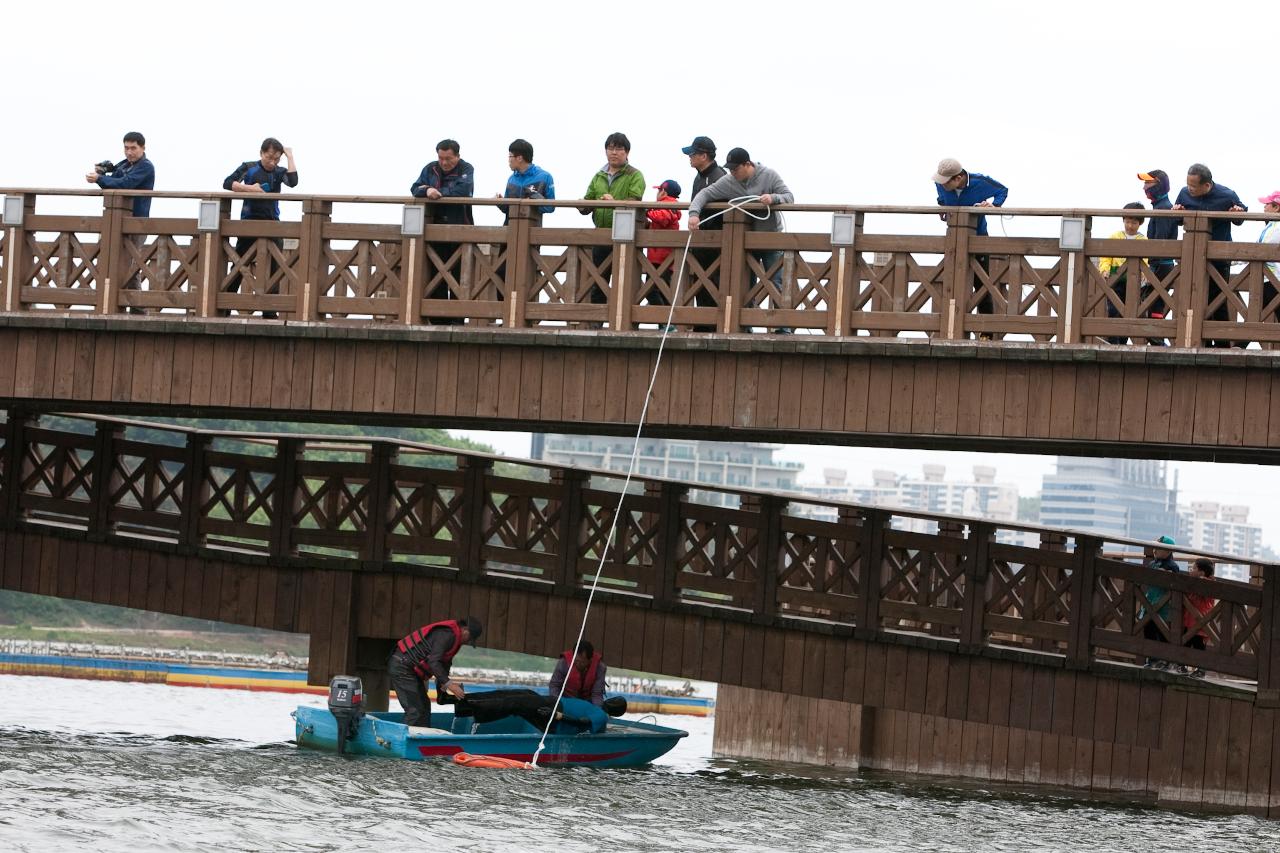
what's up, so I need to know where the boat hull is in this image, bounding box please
[294,707,686,768]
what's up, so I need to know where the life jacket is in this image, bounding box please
[397,620,463,679]
[562,650,601,700]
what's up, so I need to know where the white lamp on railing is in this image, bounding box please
[1059,217,1086,251]
[1059,217,1087,344]
[196,199,220,233]
[830,213,856,247]
[612,208,636,242]
[401,205,425,237]
[2,195,24,227]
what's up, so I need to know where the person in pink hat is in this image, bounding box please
[1254,192,1274,312]
[1259,191,1280,281]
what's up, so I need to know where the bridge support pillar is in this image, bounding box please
[715,678,1280,817]
[355,637,395,713]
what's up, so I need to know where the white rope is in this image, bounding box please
[530,194,770,767]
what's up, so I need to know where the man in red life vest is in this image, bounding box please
[388,616,482,727]
[548,640,606,707]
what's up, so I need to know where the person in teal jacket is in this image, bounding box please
[579,132,646,303]
[1141,535,1181,670]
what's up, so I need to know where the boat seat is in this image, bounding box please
[406,726,451,736]
[450,716,477,735]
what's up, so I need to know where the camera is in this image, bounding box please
[94,160,116,175]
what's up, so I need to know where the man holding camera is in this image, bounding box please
[85,131,155,312]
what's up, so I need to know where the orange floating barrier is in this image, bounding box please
[452,752,535,770]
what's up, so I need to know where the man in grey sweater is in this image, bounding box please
[688,148,794,329]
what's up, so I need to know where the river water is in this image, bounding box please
[1,674,1277,852]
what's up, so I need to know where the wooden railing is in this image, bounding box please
[2,409,1276,691]
[2,189,1279,346]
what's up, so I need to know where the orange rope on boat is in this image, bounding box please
[452,752,535,770]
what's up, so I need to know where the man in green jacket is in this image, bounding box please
[579,132,646,304]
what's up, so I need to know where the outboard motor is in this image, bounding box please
[327,675,364,755]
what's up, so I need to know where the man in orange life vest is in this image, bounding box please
[548,640,606,707]
[388,616,482,727]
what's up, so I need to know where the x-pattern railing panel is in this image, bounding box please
[128,235,200,296]
[321,239,405,301]
[22,232,102,301]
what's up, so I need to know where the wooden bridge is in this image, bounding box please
[4,411,1280,814]
[2,189,1280,460]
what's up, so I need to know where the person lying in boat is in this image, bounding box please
[453,688,627,734]
[548,640,606,707]
[388,616,482,727]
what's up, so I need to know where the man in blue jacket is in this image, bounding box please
[85,131,155,313]
[411,139,475,323]
[497,138,555,225]
[1173,163,1246,346]
[932,158,1008,339]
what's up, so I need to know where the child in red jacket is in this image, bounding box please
[646,179,682,269]
[1181,557,1216,678]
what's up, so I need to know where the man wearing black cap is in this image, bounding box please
[688,148,794,331]
[683,136,727,329]
[387,615,482,727]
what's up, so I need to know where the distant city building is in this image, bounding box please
[1178,502,1261,582]
[800,464,1030,542]
[1038,457,1178,544]
[532,435,801,506]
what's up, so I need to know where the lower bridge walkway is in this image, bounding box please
[2,410,1278,814]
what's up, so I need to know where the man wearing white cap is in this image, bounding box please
[932,158,1009,338]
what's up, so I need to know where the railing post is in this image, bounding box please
[551,468,589,593]
[179,432,211,549]
[362,442,396,564]
[1060,217,1090,344]
[270,437,302,559]
[828,211,862,338]
[195,199,231,318]
[718,207,748,334]
[456,455,494,582]
[97,194,130,315]
[1177,213,1210,347]
[941,210,974,340]
[0,412,28,529]
[296,198,331,322]
[647,480,687,606]
[1258,564,1280,705]
[741,493,784,620]
[503,204,534,328]
[610,216,641,331]
[2,195,35,313]
[958,521,992,653]
[1065,534,1100,670]
[401,207,427,326]
[88,420,122,540]
[855,508,888,640]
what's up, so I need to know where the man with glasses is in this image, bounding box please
[578,132,646,304]
[688,147,794,332]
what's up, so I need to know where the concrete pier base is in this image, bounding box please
[713,683,1280,816]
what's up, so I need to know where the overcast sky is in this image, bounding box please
[3,1,1276,539]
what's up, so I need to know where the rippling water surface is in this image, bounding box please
[3,674,1279,852]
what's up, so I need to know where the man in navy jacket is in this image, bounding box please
[411,139,475,322]
[932,158,1009,336]
[1174,163,1246,345]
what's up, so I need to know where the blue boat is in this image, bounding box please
[292,705,688,768]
